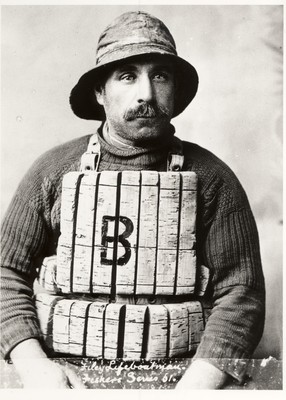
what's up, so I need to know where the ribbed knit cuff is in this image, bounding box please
[193,334,251,382]
[0,315,42,359]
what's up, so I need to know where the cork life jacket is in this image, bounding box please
[36,134,211,360]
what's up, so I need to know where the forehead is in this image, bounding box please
[110,54,174,73]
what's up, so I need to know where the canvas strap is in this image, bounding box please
[80,134,101,171]
[167,136,184,171]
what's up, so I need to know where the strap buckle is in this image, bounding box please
[168,153,184,171]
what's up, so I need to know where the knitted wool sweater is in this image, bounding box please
[1,128,265,382]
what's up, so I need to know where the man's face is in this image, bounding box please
[95,56,175,146]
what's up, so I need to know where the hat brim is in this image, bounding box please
[69,52,199,120]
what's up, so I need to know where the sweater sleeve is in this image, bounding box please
[0,136,88,359]
[193,207,265,382]
[0,193,49,358]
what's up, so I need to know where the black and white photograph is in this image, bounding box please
[0,2,283,393]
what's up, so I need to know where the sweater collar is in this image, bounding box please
[96,122,176,168]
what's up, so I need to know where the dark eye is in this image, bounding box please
[120,73,136,82]
[153,72,171,82]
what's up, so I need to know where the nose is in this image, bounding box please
[136,74,153,103]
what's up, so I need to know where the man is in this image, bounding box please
[1,11,265,389]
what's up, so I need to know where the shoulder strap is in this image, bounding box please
[167,136,184,171]
[80,133,101,171]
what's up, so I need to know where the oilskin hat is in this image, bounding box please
[70,11,199,120]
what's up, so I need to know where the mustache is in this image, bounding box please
[124,102,169,121]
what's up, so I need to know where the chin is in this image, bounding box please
[132,119,170,137]
[134,128,163,142]
[132,130,170,148]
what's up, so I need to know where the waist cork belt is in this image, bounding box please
[35,292,212,360]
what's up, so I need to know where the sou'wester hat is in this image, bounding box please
[70,11,199,120]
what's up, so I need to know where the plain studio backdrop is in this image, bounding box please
[1,5,283,360]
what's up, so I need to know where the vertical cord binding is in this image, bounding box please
[82,303,92,357]
[174,174,183,295]
[153,173,160,297]
[89,173,100,293]
[70,174,84,292]
[134,172,142,301]
[110,172,122,301]
[117,305,127,358]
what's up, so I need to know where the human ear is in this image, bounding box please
[94,86,104,106]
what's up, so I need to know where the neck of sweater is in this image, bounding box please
[97,122,176,171]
